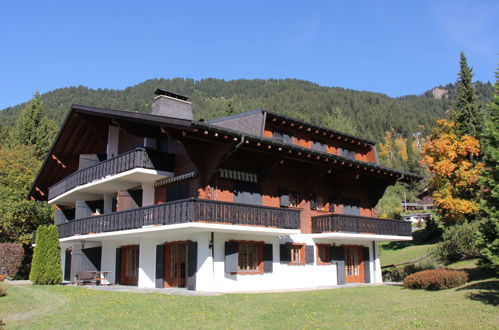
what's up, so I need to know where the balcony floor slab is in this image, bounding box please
[49,168,173,205]
[59,222,301,243]
[309,232,412,242]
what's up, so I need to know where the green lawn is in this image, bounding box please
[1,281,498,329]
[379,243,433,267]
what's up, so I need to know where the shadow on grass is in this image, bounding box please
[457,280,499,306]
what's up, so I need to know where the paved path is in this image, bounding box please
[3,280,32,285]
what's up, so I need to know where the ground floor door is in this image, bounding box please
[344,246,364,283]
[164,242,188,288]
[120,245,139,285]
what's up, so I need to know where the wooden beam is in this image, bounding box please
[51,154,67,168]
[35,186,45,196]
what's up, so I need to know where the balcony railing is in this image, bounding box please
[57,198,301,238]
[48,148,175,201]
[311,214,412,237]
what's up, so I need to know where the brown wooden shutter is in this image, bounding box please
[331,246,345,285]
[263,244,273,273]
[187,241,198,290]
[363,247,371,283]
[280,244,291,263]
[155,244,164,288]
[225,241,239,273]
[305,245,315,265]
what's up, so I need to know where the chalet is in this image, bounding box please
[29,89,420,291]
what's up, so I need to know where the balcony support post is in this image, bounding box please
[106,125,119,159]
[138,240,156,288]
[103,193,114,214]
[142,182,155,207]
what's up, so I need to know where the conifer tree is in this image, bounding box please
[477,71,499,273]
[451,52,483,140]
[9,92,57,159]
[29,225,62,284]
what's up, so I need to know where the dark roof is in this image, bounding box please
[154,89,189,101]
[264,111,376,145]
[192,121,421,182]
[206,109,264,124]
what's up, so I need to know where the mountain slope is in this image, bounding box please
[0,78,493,142]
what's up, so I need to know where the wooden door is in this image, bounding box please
[120,245,139,285]
[344,246,364,283]
[164,242,188,288]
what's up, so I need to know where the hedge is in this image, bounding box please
[29,225,62,285]
[0,243,24,279]
[403,269,469,290]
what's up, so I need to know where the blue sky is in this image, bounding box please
[0,0,497,110]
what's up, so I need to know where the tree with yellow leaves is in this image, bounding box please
[421,119,483,226]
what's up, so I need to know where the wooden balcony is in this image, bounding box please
[311,214,412,237]
[57,198,301,238]
[48,148,175,201]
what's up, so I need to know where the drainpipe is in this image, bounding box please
[215,135,246,172]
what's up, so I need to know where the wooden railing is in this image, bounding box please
[57,198,301,238]
[311,214,412,237]
[48,148,175,201]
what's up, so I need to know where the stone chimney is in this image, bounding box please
[151,89,192,120]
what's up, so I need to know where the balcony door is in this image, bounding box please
[344,246,364,283]
[120,245,139,285]
[164,242,188,288]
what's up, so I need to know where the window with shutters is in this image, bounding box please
[236,242,263,274]
[289,244,306,265]
[234,182,262,206]
[316,244,331,265]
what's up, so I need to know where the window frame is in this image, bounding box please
[316,244,332,265]
[289,243,306,266]
[231,240,264,275]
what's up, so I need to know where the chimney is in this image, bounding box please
[151,89,192,120]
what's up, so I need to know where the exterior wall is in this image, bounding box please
[61,231,381,291]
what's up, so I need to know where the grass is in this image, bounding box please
[1,281,498,329]
[379,243,433,267]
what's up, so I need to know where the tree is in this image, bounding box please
[421,119,483,226]
[451,52,483,140]
[0,146,53,244]
[477,71,499,273]
[9,92,57,159]
[29,225,62,285]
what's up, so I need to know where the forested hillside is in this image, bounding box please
[0,78,493,143]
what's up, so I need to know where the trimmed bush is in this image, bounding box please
[0,274,5,281]
[403,269,469,290]
[0,243,24,279]
[0,282,6,296]
[29,225,62,285]
[432,222,480,264]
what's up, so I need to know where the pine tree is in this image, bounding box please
[29,225,62,284]
[9,92,57,159]
[451,52,483,140]
[477,71,499,273]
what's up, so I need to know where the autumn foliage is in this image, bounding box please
[421,119,483,226]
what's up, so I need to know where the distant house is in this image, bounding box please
[401,189,434,223]
[29,89,420,292]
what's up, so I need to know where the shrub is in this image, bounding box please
[403,269,469,290]
[0,243,24,279]
[29,225,62,285]
[0,274,5,281]
[432,222,480,264]
[0,283,6,296]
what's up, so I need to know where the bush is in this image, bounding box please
[29,225,62,285]
[432,222,480,264]
[0,274,5,281]
[382,258,439,282]
[0,283,6,296]
[403,269,469,290]
[0,243,24,279]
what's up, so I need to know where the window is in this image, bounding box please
[273,130,293,144]
[289,191,300,207]
[290,244,306,265]
[238,243,261,273]
[317,244,331,265]
[312,140,327,152]
[311,194,327,211]
[343,199,361,216]
[338,147,356,160]
[166,181,189,201]
[316,195,325,211]
[234,182,262,206]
